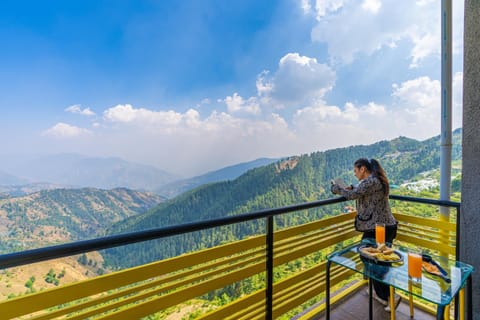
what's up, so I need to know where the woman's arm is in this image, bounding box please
[332,177,380,200]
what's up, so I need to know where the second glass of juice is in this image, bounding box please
[408,249,423,282]
[375,223,385,245]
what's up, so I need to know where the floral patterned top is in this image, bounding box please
[331,175,397,231]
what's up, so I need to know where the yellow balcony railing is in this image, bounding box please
[0,196,461,319]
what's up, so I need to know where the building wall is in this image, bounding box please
[461,0,480,319]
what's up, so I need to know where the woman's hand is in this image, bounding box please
[330,183,341,194]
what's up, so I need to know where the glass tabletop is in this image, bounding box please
[327,239,474,306]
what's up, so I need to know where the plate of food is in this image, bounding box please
[358,243,403,264]
[422,254,451,282]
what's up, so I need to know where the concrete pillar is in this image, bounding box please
[461,0,480,319]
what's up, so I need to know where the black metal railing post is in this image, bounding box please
[266,215,274,320]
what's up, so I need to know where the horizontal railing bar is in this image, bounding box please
[0,197,346,269]
[0,195,459,270]
[389,194,460,208]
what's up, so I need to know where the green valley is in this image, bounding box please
[0,188,164,253]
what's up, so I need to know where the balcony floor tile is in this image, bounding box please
[315,285,436,320]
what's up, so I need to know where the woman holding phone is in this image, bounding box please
[331,158,400,311]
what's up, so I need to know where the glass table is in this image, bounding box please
[325,239,473,320]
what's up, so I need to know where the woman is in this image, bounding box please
[331,158,400,311]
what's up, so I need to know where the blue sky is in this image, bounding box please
[0,0,464,176]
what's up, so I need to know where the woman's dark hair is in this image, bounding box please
[354,158,390,196]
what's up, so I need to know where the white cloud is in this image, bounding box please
[103,104,194,133]
[306,0,464,66]
[300,0,312,14]
[65,104,95,116]
[290,102,381,152]
[291,99,390,148]
[42,122,93,138]
[224,93,261,115]
[409,31,438,67]
[292,100,387,129]
[256,70,273,97]
[104,104,283,139]
[103,104,142,123]
[198,98,211,107]
[294,104,343,124]
[363,102,387,116]
[362,0,382,14]
[94,104,296,175]
[287,72,462,152]
[388,74,462,139]
[343,102,360,121]
[257,53,336,107]
[308,0,345,20]
[390,76,441,138]
[310,1,403,63]
[392,76,439,108]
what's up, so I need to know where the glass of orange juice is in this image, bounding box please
[408,249,423,282]
[375,223,385,245]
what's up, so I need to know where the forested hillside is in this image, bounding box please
[104,129,462,268]
[0,188,164,253]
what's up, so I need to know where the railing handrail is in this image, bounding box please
[0,195,460,270]
[390,194,461,258]
[0,197,346,269]
[389,194,460,208]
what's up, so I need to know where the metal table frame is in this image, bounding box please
[325,241,473,320]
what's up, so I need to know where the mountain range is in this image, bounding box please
[0,154,278,197]
[103,129,462,268]
[0,154,178,192]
